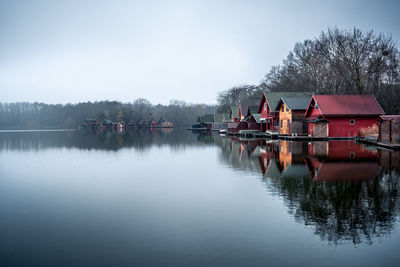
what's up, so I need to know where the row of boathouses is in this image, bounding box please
[194,92,400,147]
[84,118,173,129]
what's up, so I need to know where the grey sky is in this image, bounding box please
[1,0,399,105]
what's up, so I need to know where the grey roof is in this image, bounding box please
[231,106,240,119]
[242,96,262,106]
[280,96,312,111]
[240,97,262,116]
[247,106,259,116]
[251,113,262,123]
[264,92,312,111]
[214,113,223,123]
[223,113,231,122]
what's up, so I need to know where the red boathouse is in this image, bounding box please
[257,92,312,132]
[304,95,385,138]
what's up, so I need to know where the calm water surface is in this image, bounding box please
[0,129,399,267]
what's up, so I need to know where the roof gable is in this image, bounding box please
[279,96,312,111]
[247,106,259,116]
[266,92,312,111]
[231,106,240,118]
[250,113,262,123]
[306,95,384,116]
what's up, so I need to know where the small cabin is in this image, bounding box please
[257,92,312,132]
[85,119,99,128]
[247,113,262,130]
[159,119,173,128]
[378,115,400,144]
[198,114,214,129]
[212,113,228,130]
[276,96,311,135]
[304,95,385,138]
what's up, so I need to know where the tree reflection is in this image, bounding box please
[217,137,400,245]
[0,129,216,152]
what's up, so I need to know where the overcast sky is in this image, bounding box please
[1,0,399,105]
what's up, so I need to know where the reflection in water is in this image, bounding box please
[1,130,399,247]
[215,137,400,245]
[0,128,215,152]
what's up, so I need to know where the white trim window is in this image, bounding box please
[264,103,267,111]
[350,119,355,125]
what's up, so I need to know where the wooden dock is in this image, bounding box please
[190,128,398,147]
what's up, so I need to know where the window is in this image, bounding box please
[315,103,319,110]
[350,119,355,125]
[280,120,283,128]
[281,106,284,112]
[350,152,355,159]
[264,103,267,111]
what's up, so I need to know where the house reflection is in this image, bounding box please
[305,141,379,181]
[255,142,278,176]
[216,136,400,244]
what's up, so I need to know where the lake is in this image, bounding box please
[0,129,399,267]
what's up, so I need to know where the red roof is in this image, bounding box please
[306,95,384,116]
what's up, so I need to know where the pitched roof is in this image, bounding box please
[280,96,312,110]
[247,106,259,116]
[250,113,262,123]
[306,95,385,116]
[240,96,262,115]
[264,92,313,111]
[231,106,240,118]
[214,113,223,123]
[223,113,231,122]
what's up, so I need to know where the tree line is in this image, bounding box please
[0,99,216,129]
[217,27,400,114]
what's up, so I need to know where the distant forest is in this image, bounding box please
[217,27,400,114]
[1,27,399,129]
[0,99,216,129]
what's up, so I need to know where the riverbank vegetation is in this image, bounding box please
[0,99,216,129]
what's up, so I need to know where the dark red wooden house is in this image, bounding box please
[304,95,384,138]
[257,92,312,132]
